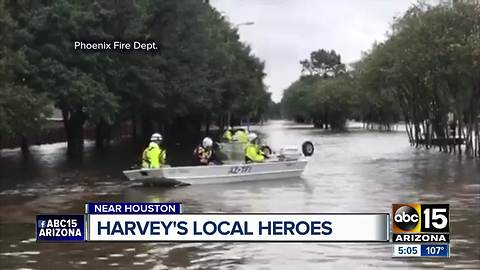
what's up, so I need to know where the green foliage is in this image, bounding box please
[310,75,354,130]
[283,0,479,145]
[351,43,403,126]
[300,49,346,78]
[266,100,282,120]
[133,0,267,124]
[0,1,51,137]
[282,73,354,129]
[283,48,353,130]
[1,0,270,152]
[0,84,50,136]
[355,1,479,142]
[22,0,120,124]
[282,75,320,122]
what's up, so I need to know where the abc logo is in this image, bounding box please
[394,205,419,231]
[392,203,449,233]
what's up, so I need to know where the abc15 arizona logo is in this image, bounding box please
[392,204,449,243]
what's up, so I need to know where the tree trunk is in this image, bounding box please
[205,113,211,135]
[465,113,473,157]
[424,121,430,149]
[217,114,224,135]
[131,112,138,141]
[105,124,111,145]
[414,123,420,148]
[62,109,85,156]
[227,111,231,128]
[141,112,153,143]
[405,122,413,144]
[475,120,479,157]
[20,134,29,154]
[96,120,113,150]
[63,109,85,157]
[458,120,462,155]
[95,123,104,150]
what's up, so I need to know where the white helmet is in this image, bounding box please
[150,133,163,141]
[202,137,213,148]
[247,132,258,142]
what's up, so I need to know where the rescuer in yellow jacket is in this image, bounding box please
[244,132,266,163]
[233,128,249,144]
[222,126,233,142]
[142,133,166,168]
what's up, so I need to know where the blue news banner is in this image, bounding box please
[36,215,85,241]
[38,202,390,242]
[85,202,181,214]
[36,203,180,242]
[392,244,449,257]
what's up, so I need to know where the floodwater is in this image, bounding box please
[0,120,479,270]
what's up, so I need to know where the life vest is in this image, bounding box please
[234,130,249,144]
[244,143,265,163]
[142,142,166,168]
[223,130,233,142]
[194,146,212,165]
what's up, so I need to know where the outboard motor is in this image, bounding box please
[278,146,302,161]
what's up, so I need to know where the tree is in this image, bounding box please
[8,0,121,155]
[0,0,50,152]
[354,1,479,156]
[1,0,271,155]
[300,49,346,78]
[351,44,402,129]
[283,49,352,129]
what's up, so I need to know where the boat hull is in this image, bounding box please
[123,160,308,185]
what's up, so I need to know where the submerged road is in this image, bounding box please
[0,120,479,269]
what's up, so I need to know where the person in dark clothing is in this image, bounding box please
[192,137,223,165]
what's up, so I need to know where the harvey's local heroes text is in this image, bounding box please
[38,203,389,242]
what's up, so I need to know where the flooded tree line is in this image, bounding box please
[0,0,271,156]
[282,2,479,158]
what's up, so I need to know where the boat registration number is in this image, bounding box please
[228,166,252,174]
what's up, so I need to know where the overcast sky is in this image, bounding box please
[210,0,419,102]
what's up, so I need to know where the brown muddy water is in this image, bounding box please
[0,121,479,269]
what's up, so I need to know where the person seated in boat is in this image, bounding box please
[222,126,233,142]
[141,133,166,169]
[245,133,267,163]
[233,128,249,144]
[192,137,223,166]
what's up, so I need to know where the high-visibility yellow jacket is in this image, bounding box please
[245,143,265,163]
[142,142,166,168]
[223,130,233,142]
[234,130,249,144]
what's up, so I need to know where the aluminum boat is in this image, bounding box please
[123,141,314,186]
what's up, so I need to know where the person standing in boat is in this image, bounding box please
[192,137,223,166]
[141,133,167,168]
[245,133,267,163]
[233,128,249,144]
[222,126,233,142]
